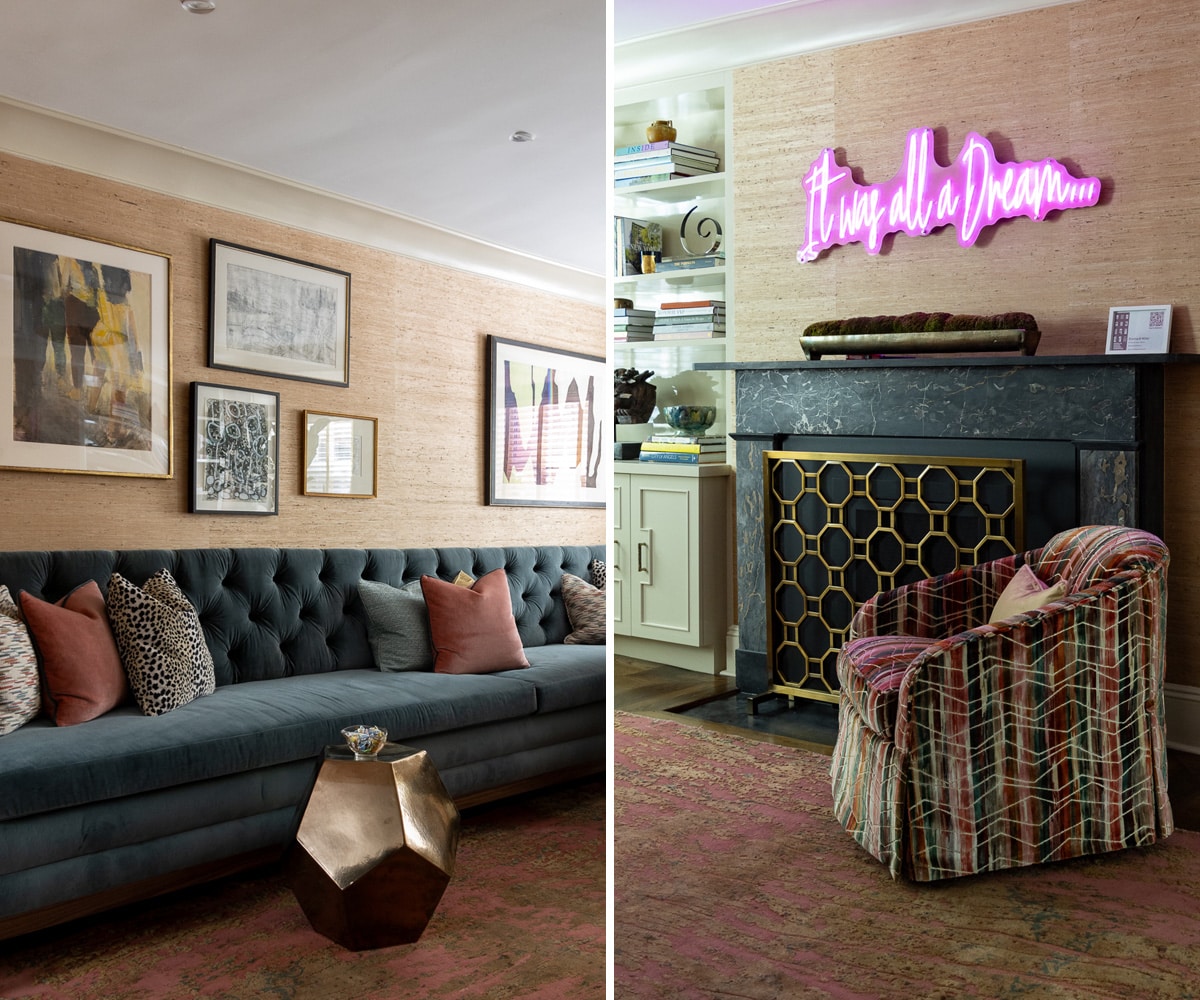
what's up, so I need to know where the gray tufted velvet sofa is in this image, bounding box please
[0,543,605,939]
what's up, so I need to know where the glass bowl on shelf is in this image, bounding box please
[663,405,716,435]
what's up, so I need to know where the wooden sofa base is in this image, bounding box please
[0,764,603,943]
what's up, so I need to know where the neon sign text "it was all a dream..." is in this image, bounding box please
[797,127,1101,263]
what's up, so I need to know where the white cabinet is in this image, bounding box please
[613,461,731,674]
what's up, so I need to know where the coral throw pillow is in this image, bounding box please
[988,564,1069,625]
[420,569,529,674]
[19,580,129,726]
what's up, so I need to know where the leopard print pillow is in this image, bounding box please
[106,569,216,717]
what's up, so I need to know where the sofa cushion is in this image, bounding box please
[421,569,529,674]
[506,644,606,714]
[106,570,217,716]
[0,586,39,736]
[561,573,605,645]
[358,579,433,672]
[837,634,931,738]
[19,581,129,726]
[0,668,539,822]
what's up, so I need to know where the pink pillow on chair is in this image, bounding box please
[988,564,1069,625]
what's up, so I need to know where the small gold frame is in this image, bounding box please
[302,410,377,498]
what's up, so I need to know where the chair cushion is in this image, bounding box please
[838,634,931,738]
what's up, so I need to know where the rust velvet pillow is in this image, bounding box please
[19,580,129,726]
[988,564,1069,625]
[420,569,529,674]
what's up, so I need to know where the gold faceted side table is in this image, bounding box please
[287,744,460,950]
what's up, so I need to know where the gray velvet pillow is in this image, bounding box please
[358,579,434,672]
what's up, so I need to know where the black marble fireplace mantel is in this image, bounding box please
[696,353,1195,693]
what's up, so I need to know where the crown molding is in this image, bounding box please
[0,97,604,304]
[615,0,1080,90]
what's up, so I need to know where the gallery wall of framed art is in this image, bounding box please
[0,150,605,552]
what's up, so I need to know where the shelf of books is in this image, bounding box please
[613,73,734,445]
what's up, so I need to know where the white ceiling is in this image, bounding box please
[0,0,1072,296]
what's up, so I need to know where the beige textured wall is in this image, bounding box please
[731,0,1200,685]
[0,154,605,551]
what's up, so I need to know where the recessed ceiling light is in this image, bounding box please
[180,0,216,12]
[509,130,535,143]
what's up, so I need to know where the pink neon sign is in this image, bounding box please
[797,127,1101,263]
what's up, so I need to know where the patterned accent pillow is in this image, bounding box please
[561,573,605,645]
[106,570,217,717]
[358,579,434,672]
[588,558,606,590]
[0,585,40,735]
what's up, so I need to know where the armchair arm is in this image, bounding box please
[891,564,1171,879]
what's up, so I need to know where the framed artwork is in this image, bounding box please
[303,410,377,498]
[209,239,350,386]
[1105,305,1173,355]
[189,381,280,515]
[486,336,606,507]
[0,218,172,477]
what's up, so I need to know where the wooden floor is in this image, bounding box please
[615,655,1200,831]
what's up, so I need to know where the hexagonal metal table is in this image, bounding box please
[287,743,460,950]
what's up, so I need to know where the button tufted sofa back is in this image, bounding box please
[0,545,604,686]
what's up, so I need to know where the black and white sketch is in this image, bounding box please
[208,240,350,386]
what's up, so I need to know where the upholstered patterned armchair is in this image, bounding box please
[830,525,1174,881]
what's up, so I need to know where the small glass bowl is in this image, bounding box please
[342,724,388,758]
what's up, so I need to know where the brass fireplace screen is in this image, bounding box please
[763,450,1025,703]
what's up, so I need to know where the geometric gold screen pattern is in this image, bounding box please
[763,451,1024,703]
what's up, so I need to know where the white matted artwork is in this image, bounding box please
[209,239,350,386]
[1105,305,1172,355]
[189,381,279,515]
[485,336,606,507]
[0,218,171,477]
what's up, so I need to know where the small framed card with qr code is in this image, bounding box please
[1105,305,1172,354]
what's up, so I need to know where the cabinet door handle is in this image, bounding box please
[637,528,651,579]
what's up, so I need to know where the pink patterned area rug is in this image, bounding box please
[0,776,604,1000]
[615,712,1200,1000]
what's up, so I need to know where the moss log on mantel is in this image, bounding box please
[802,312,1039,338]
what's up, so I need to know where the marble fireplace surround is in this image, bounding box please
[699,354,1186,695]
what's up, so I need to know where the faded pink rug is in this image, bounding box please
[615,711,1200,1000]
[0,776,604,1000]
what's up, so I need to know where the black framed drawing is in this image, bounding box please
[189,381,280,515]
[0,217,172,477]
[485,336,605,507]
[208,239,350,386]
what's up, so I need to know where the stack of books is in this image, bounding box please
[614,141,720,188]
[613,307,655,343]
[655,252,725,273]
[654,299,726,340]
[638,433,726,465]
